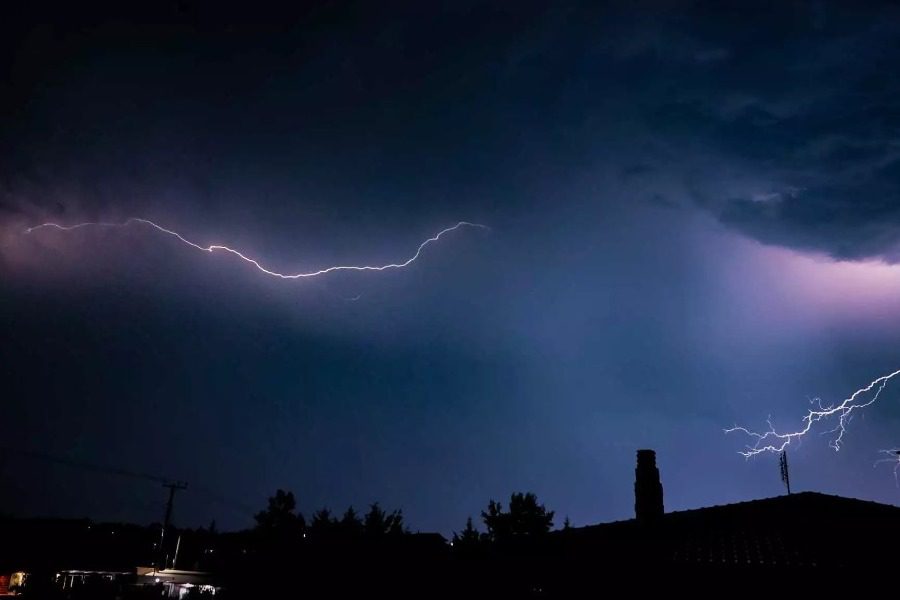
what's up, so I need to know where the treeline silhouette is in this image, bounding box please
[234,489,557,597]
[254,489,407,541]
[253,488,554,544]
[3,489,562,598]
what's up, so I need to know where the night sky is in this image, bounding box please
[4,1,900,534]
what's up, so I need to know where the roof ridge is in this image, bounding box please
[571,491,900,532]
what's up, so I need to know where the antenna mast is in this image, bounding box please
[779,450,791,495]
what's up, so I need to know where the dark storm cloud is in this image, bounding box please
[8,1,900,533]
[610,3,900,261]
[4,2,900,261]
[364,1,900,262]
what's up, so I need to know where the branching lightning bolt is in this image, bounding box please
[24,218,488,279]
[724,368,900,457]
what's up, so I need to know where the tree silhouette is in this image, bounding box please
[254,489,305,536]
[481,492,554,542]
[363,502,405,537]
[452,516,486,552]
[309,508,338,538]
[339,506,364,537]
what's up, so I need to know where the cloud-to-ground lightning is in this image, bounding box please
[724,367,900,458]
[24,218,488,279]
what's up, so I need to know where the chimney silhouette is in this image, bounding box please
[634,449,664,521]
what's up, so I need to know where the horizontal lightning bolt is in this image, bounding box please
[724,367,900,457]
[24,218,488,279]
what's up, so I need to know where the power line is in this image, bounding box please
[0,446,257,522]
[1,446,171,485]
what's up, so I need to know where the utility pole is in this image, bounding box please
[172,534,182,570]
[158,481,188,570]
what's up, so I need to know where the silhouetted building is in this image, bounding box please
[540,450,900,593]
[7,450,900,596]
[634,448,664,521]
[136,567,221,597]
[56,569,133,594]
